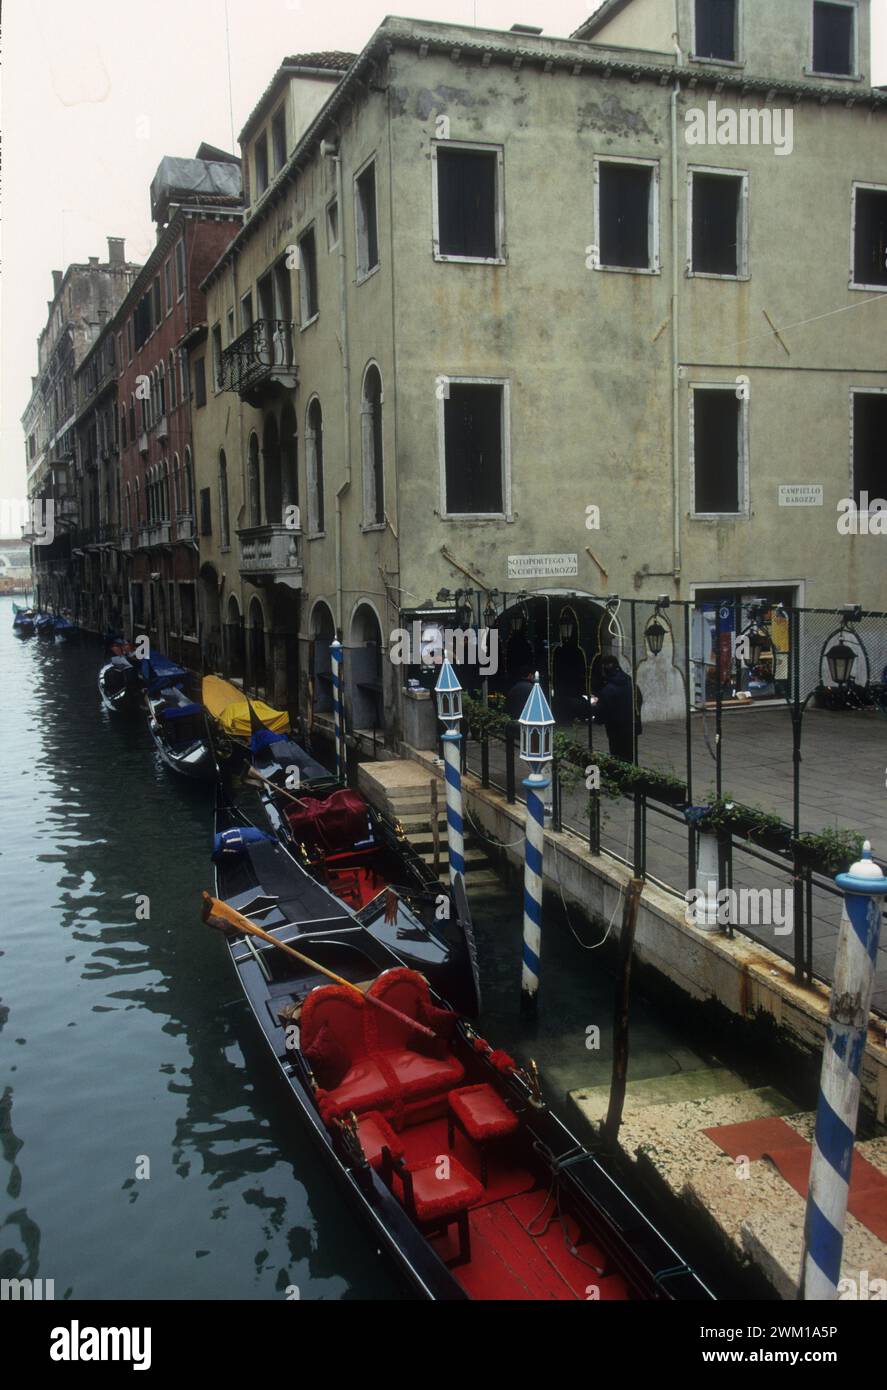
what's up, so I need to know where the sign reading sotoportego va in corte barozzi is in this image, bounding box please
[507,554,579,580]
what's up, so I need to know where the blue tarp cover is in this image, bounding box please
[161,703,203,720]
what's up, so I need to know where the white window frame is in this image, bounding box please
[437,375,512,522]
[298,223,319,329]
[354,155,380,285]
[687,166,750,280]
[849,181,887,292]
[431,140,506,265]
[849,386,887,514]
[690,0,744,67]
[689,382,750,520]
[593,156,661,276]
[808,0,860,79]
[326,197,340,252]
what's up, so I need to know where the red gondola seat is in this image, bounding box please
[447,1083,519,1186]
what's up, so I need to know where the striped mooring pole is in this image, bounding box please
[800,841,887,1300]
[518,675,555,1018]
[434,657,465,888]
[330,638,345,783]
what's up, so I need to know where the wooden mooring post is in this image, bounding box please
[603,878,644,1150]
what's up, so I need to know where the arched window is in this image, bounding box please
[120,406,127,449]
[306,397,324,534]
[159,364,166,418]
[134,477,141,526]
[162,460,170,520]
[168,351,177,411]
[361,364,384,527]
[247,432,261,527]
[219,450,230,549]
[129,395,136,440]
[125,483,132,532]
[183,447,194,516]
[263,413,281,524]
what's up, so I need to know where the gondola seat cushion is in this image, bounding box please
[448,1084,519,1141]
[403,1156,484,1224]
[305,972,464,1123]
[356,1111,403,1170]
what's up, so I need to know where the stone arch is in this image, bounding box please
[348,600,384,733]
[310,599,336,715]
[305,396,324,534]
[248,595,268,694]
[360,362,384,527]
[225,592,245,679]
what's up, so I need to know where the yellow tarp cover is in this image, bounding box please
[202,676,290,738]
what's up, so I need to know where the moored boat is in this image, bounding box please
[34,612,55,639]
[52,614,79,642]
[201,838,714,1302]
[142,653,215,781]
[12,605,35,638]
[98,654,141,714]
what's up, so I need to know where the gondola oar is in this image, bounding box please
[242,763,310,810]
[200,892,436,1039]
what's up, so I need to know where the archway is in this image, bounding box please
[310,600,336,715]
[225,593,245,679]
[249,596,267,694]
[199,563,222,672]
[348,602,383,734]
[361,364,384,527]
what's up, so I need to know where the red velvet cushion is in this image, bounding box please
[302,1021,351,1090]
[366,968,430,1051]
[449,1083,519,1140]
[377,1047,464,1100]
[356,1110,403,1170]
[406,1156,484,1222]
[300,985,367,1065]
[322,1057,392,1118]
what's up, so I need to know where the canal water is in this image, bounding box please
[0,596,718,1300]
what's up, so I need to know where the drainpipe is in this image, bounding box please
[323,136,351,633]
[670,11,683,581]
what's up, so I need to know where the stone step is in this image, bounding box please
[570,1067,749,1127]
[418,847,490,868]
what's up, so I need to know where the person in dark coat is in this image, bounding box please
[505,670,537,720]
[590,656,640,763]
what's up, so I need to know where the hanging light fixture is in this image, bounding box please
[645,618,667,657]
[559,607,576,643]
[826,639,857,686]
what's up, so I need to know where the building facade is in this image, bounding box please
[187,3,885,744]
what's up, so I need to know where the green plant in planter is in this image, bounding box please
[792,826,865,877]
[691,796,788,846]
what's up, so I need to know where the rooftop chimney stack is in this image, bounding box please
[52,270,63,294]
[107,236,125,265]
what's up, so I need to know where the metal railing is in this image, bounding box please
[220,319,297,397]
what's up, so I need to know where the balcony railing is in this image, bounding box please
[121,530,134,552]
[137,525,151,548]
[156,415,168,441]
[221,320,298,404]
[147,522,171,547]
[176,514,195,542]
[138,431,149,456]
[237,522,303,588]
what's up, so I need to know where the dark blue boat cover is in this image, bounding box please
[160,702,204,720]
[141,652,188,690]
[212,826,275,861]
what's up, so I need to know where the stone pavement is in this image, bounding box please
[465,705,887,1014]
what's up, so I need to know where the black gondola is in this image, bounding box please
[142,653,215,781]
[12,604,35,637]
[98,654,141,714]
[207,784,714,1303]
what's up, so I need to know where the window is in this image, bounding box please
[852,184,887,289]
[298,227,318,323]
[272,107,287,172]
[695,0,738,61]
[199,487,212,537]
[167,582,177,634]
[255,129,269,197]
[852,391,887,507]
[179,347,188,404]
[326,198,339,251]
[441,381,509,517]
[168,351,177,411]
[595,159,659,273]
[219,451,230,549]
[175,239,186,299]
[194,357,207,408]
[127,318,133,361]
[158,365,166,418]
[433,144,503,261]
[152,277,161,327]
[212,324,223,390]
[691,385,747,516]
[241,292,253,331]
[306,398,325,534]
[812,1,855,75]
[164,259,173,313]
[129,396,136,441]
[355,161,379,279]
[183,448,194,516]
[227,308,235,343]
[690,169,747,277]
[179,583,197,639]
[361,365,384,527]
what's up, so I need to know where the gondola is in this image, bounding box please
[34,612,55,639]
[52,614,79,642]
[203,789,714,1303]
[142,652,215,781]
[98,653,141,714]
[214,787,481,1018]
[12,605,35,638]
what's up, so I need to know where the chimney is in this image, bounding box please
[52,270,63,293]
[88,256,99,266]
[107,236,125,265]
[510,23,543,33]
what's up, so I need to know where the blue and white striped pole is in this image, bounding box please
[330,638,345,783]
[800,841,887,1300]
[434,657,465,888]
[518,675,555,1018]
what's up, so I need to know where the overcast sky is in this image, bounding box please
[3,0,885,499]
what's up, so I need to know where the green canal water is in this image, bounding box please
[0,596,715,1301]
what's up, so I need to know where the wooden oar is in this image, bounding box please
[243,763,309,810]
[200,892,436,1040]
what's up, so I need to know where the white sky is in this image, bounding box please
[3,0,886,498]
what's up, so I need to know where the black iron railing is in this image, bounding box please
[221,320,296,396]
